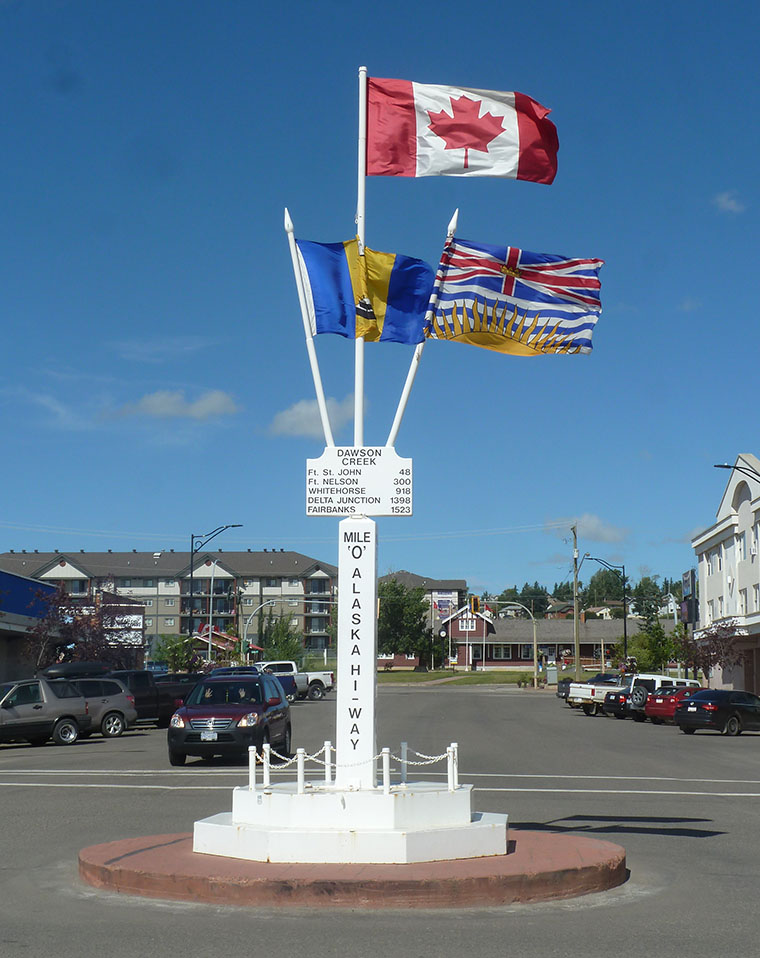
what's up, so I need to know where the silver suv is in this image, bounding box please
[0,678,91,746]
[67,677,137,737]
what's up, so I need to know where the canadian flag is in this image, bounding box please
[367,77,558,183]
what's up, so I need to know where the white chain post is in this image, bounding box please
[324,741,332,785]
[248,745,257,792]
[382,747,391,794]
[262,743,271,788]
[452,741,459,789]
[400,741,408,784]
[447,746,454,791]
[297,747,306,794]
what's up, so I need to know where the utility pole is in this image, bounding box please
[572,524,581,681]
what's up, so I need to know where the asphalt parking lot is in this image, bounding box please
[2,686,760,958]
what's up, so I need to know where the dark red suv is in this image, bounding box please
[167,674,291,766]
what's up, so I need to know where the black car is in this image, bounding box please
[675,688,760,735]
[167,674,291,765]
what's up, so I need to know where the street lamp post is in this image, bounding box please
[491,600,539,688]
[242,600,277,659]
[584,555,627,661]
[187,524,242,654]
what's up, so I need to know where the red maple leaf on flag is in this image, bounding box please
[427,96,505,169]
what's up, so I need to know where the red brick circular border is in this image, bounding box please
[78,830,626,909]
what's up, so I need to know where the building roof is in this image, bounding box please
[378,570,467,591]
[0,550,337,580]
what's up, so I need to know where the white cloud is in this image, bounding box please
[713,190,746,214]
[269,395,354,439]
[122,389,239,420]
[678,298,701,312]
[109,336,218,364]
[575,513,629,543]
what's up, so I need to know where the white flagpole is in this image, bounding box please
[284,207,336,448]
[385,209,459,448]
[354,65,368,447]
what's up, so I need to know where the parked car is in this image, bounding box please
[675,689,760,735]
[644,686,697,725]
[66,677,137,737]
[0,677,91,746]
[258,659,334,701]
[602,675,701,721]
[42,663,180,728]
[557,672,620,705]
[167,673,291,766]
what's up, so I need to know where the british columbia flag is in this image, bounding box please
[425,238,604,356]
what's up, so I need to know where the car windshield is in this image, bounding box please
[186,682,262,706]
[686,689,727,702]
[0,683,14,702]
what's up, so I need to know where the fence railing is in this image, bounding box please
[247,741,459,794]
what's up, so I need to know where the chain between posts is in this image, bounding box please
[247,741,459,793]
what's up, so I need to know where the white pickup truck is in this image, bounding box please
[568,674,626,715]
[258,660,335,701]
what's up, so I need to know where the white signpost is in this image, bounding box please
[335,515,377,788]
[307,447,412,517]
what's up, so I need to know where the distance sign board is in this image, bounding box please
[306,447,413,517]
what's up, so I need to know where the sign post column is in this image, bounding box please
[334,516,378,789]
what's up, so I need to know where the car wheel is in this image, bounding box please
[101,712,126,738]
[582,704,595,716]
[723,714,741,736]
[650,717,663,725]
[632,712,647,723]
[308,682,325,701]
[156,716,170,729]
[681,726,696,735]
[614,712,626,720]
[280,725,292,757]
[52,718,79,746]
[168,749,186,766]
[26,737,48,746]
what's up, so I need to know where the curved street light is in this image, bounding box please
[491,600,539,688]
[242,600,277,659]
[187,524,242,642]
[584,554,628,660]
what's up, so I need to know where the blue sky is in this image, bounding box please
[1,0,757,594]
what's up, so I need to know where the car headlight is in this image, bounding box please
[237,712,259,728]
[170,713,185,729]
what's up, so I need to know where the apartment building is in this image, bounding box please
[691,453,760,692]
[0,549,338,653]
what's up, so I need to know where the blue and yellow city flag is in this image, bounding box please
[295,238,434,345]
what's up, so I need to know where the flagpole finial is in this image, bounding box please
[447,208,459,238]
[284,208,294,233]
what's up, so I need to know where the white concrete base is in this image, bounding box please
[193,781,508,864]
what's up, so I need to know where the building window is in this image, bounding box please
[145,599,153,607]
[119,579,131,588]
[165,598,175,607]
[459,616,477,632]
[164,580,175,587]
[143,578,155,588]
[740,589,748,615]
[718,596,724,617]
[244,598,253,606]
[265,578,279,588]
[288,578,301,587]
[754,585,759,612]
[520,644,533,660]
[166,618,175,627]
[145,618,153,627]
[492,644,512,660]
[737,533,746,562]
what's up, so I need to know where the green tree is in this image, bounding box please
[151,633,203,672]
[582,568,624,607]
[377,579,432,666]
[259,611,304,663]
[673,619,743,683]
[552,581,573,602]
[632,575,662,629]
[519,581,549,617]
